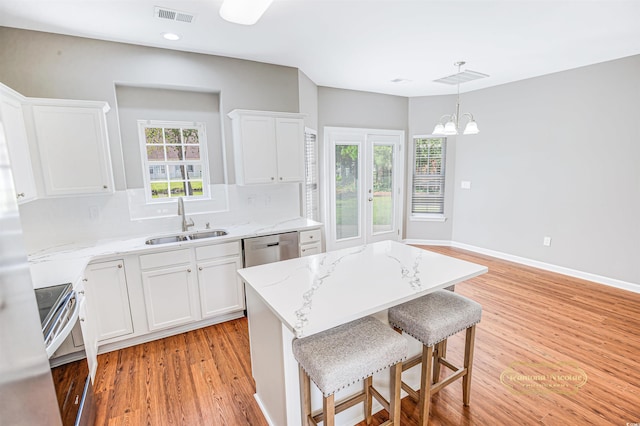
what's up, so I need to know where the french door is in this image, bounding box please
[325,127,404,250]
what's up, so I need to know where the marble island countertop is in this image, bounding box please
[238,240,488,338]
[28,217,322,289]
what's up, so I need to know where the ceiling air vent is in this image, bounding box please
[433,69,489,85]
[155,6,195,24]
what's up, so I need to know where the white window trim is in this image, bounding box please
[409,134,447,221]
[138,120,211,204]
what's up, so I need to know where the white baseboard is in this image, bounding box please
[404,239,640,294]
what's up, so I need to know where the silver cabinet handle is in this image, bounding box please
[16,192,25,199]
[103,185,108,189]
[187,268,192,273]
[198,267,203,271]
[368,198,373,202]
[118,264,123,268]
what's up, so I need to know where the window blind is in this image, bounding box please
[304,130,319,221]
[412,137,446,215]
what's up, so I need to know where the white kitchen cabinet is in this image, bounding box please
[140,249,200,331]
[0,83,37,203]
[299,228,323,257]
[196,241,244,318]
[76,279,98,382]
[229,109,305,185]
[30,98,114,196]
[84,259,133,341]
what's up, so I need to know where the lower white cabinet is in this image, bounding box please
[84,259,134,341]
[138,242,244,331]
[140,249,200,331]
[196,243,244,318]
[299,228,323,257]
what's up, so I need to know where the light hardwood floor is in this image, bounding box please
[54,246,640,425]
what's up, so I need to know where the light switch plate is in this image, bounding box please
[460,181,472,190]
[543,236,552,246]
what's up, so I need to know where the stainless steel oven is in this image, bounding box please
[35,284,94,426]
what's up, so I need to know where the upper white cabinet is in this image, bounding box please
[0,84,37,203]
[228,109,305,185]
[30,98,114,196]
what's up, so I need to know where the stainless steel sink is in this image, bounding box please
[188,230,228,239]
[145,235,189,245]
[144,230,228,245]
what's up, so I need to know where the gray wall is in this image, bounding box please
[115,85,224,187]
[0,26,300,187]
[318,87,407,132]
[451,55,640,284]
[298,70,318,131]
[317,86,408,229]
[406,95,457,241]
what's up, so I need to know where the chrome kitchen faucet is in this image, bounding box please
[177,197,195,232]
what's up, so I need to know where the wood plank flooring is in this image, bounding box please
[53,246,640,425]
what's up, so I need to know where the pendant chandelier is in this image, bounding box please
[432,61,482,136]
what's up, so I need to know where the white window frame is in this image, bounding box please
[410,135,447,222]
[137,120,210,204]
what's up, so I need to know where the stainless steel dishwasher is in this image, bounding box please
[243,232,299,267]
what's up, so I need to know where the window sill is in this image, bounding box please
[410,214,447,223]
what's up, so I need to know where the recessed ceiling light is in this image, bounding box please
[162,32,181,41]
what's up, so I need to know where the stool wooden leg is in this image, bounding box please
[389,362,402,425]
[323,394,335,426]
[364,376,373,425]
[432,341,443,384]
[299,365,311,426]
[419,345,434,426]
[462,325,477,406]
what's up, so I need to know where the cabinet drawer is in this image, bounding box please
[300,229,322,244]
[140,249,191,269]
[195,241,241,261]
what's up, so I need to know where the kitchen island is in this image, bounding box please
[238,240,488,426]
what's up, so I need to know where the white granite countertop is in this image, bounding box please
[28,217,322,289]
[238,240,488,338]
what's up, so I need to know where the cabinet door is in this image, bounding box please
[275,118,305,183]
[141,265,199,331]
[197,255,244,318]
[0,89,37,203]
[84,260,133,341]
[238,115,277,184]
[300,242,322,257]
[76,284,98,383]
[32,103,114,196]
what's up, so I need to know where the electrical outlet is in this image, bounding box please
[460,181,472,190]
[543,236,552,246]
[89,206,100,221]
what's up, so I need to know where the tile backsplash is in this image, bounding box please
[19,183,302,253]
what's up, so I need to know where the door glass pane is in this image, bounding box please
[335,144,359,240]
[372,145,394,234]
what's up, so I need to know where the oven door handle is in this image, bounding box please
[45,295,80,359]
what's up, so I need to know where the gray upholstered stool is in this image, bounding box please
[388,290,482,426]
[292,316,408,426]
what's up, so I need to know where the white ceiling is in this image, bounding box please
[1,0,639,97]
